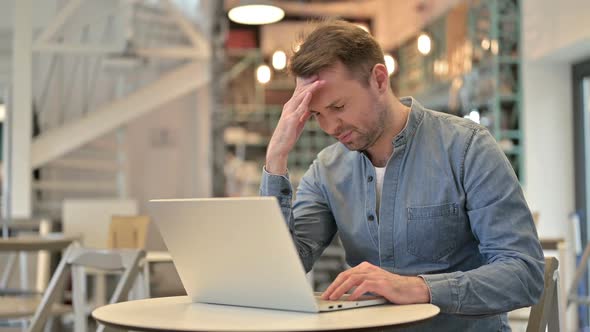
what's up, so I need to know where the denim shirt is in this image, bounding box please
[260,97,544,331]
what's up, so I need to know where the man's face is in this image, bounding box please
[307,62,387,152]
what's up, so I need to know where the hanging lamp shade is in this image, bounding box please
[228,1,285,25]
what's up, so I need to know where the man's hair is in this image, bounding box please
[289,19,385,86]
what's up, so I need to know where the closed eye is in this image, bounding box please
[332,105,345,111]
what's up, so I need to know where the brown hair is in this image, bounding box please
[289,19,385,86]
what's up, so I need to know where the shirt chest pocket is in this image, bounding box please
[406,203,459,262]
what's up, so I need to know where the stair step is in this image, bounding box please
[33,180,118,193]
[48,159,121,172]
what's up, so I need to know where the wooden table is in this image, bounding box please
[93,296,440,331]
[0,235,77,252]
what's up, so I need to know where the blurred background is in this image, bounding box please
[0,0,589,331]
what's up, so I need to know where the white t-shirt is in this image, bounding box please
[375,166,386,218]
[373,107,410,219]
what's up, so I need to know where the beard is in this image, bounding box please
[341,100,388,152]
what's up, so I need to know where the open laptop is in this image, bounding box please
[148,196,387,313]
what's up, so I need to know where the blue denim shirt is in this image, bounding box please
[260,97,544,331]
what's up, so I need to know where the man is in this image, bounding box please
[260,19,544,331]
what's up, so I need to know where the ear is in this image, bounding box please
[370,63,389,94]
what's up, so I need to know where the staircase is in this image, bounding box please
[2,0,214,218]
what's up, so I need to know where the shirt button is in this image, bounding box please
[368,215,375,221]
[368,176,374,182]
[281,188,291,195]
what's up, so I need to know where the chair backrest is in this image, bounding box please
[527,256,560,332]
[27,245,145,332]
[63,199,138,249]
[108,215,150,249]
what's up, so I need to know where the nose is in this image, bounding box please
[320,115,343,137]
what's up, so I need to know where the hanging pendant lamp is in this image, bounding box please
[228,1,285,25]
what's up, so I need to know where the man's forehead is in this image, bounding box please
[317,63,350,79]
[309,86,345,110]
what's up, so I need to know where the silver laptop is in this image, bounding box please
[148,196,387,313]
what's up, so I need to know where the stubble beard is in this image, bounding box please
[344,101,388,152]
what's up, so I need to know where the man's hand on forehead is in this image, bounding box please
[295,75,319,90]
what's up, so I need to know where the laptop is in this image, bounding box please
[148,196,387,313]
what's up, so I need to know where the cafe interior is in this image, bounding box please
[1,0,590,331]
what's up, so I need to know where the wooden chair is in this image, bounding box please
[108,215,150,249]
[28,246,145,332]
[108,215,172,299]
[527,256,560,332]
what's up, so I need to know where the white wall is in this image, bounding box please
[125,90,211,249]
[522,0,590,238]
[522,61,574,237]
[126,91,207,205]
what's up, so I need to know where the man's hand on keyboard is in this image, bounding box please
[320,261,431,304]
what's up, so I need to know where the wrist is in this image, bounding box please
[265,152,289,176]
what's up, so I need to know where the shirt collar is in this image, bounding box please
[393,96,425,147]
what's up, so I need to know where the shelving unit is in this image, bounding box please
[220,102,335,195]
[221,54,336,195]
[397,16,448,99]
[395,0,523,181]
[468,0,523,180]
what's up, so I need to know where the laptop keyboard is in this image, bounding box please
[314,293,381,303]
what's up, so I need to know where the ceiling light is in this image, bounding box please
[272,50,287,70]
[0,103,5,122]
[256,64,272,84]
[384,54,396,75]
[417,33,432,55]
[228,2,285,25]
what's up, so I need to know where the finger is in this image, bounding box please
[295,75,318,91]
[321,264,368,300]
[321,270,352,300]
[355,261,377,273]
[290,80,324,107]
[298,109,313,124]
[295,103,313,132]
[321,268,370,300]
[294,91,313,118]
[329,274,365,300]
[347,280,381,301]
